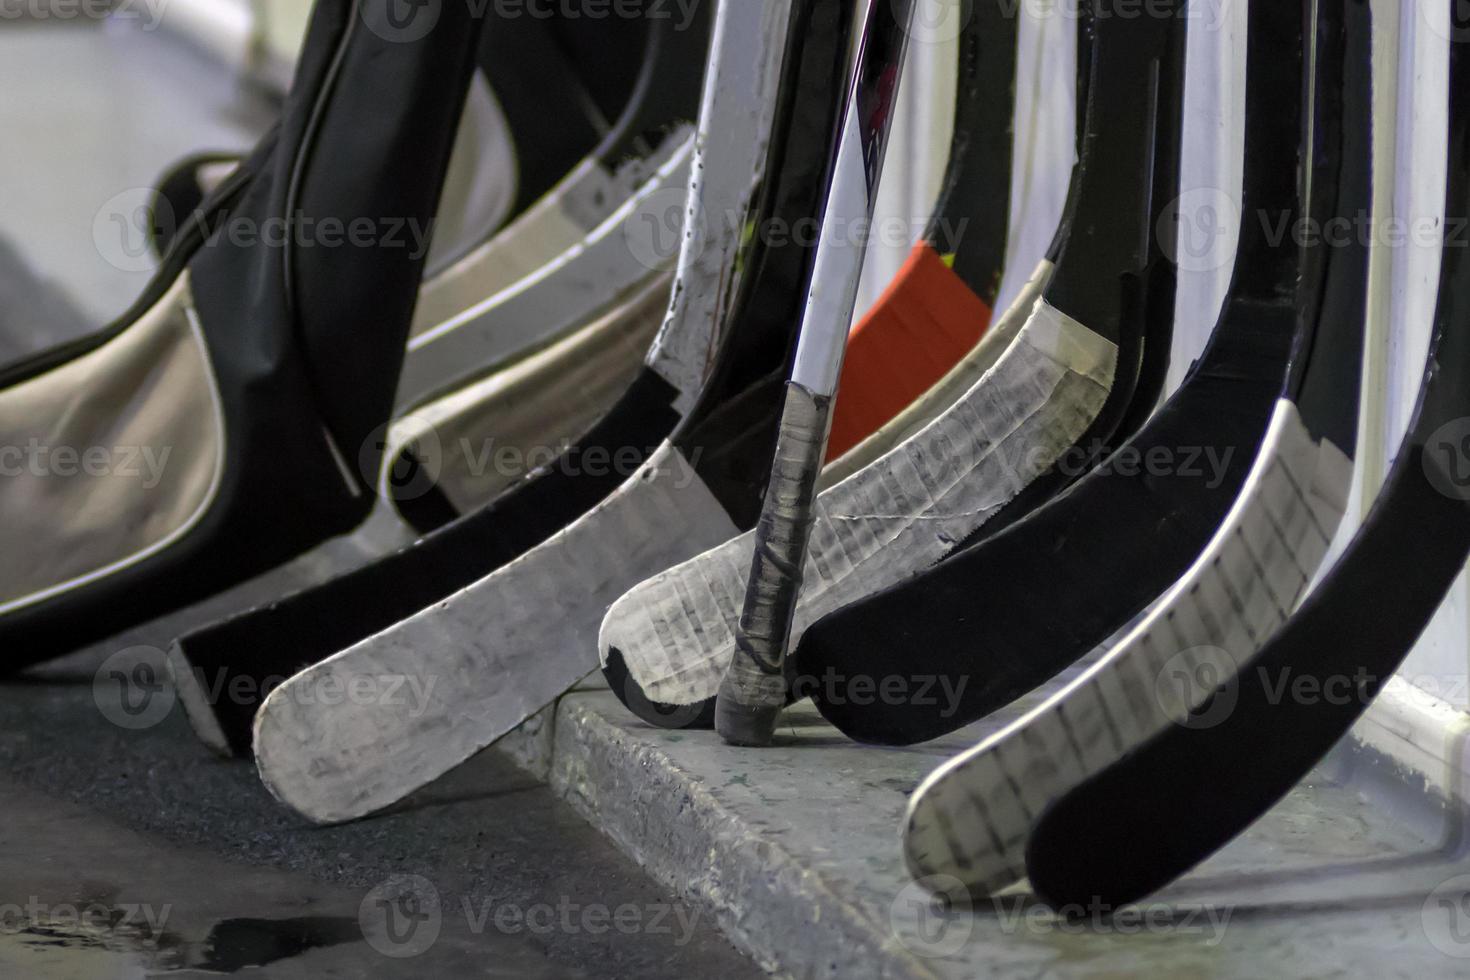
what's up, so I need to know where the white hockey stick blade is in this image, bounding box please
[902,400,1353,896]
[253,443,740,824]
[397,131,693,410]
[601,266,1126,708]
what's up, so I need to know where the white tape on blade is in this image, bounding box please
[821,261,1054,488]
[397,138,692,410]
[600,296,1117,705]
[411,129,690,337]
[253,442,740,825]
[903,399,1354,896]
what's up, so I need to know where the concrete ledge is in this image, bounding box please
[501,677,1470,979]
[1353,678,1470,814]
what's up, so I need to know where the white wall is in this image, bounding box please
[1369,1,1469,706]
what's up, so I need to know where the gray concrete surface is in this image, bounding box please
[521,675,1470,979]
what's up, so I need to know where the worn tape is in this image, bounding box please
[903,399,1354,895]
[600,294,1118,705]
[412,127,692,336]
[723,384,832,712]
[253,441,741,824]
[398,135,691,410]
[821,260,1053,488]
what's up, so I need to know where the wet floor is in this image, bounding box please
[0,669,758,979]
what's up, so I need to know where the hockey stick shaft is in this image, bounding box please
[717,0,915,746]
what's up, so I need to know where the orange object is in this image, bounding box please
[827,242,994,460]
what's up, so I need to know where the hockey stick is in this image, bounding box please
[600,0,1025,728]
[714,0,918,746]
[823,0,1018,460]
[406,2,710,337]
[599,5,1078,731]
[243,0,858,824]
[393,0,714,410]
[386,272,673,515]
[604,0,1185,733]
[899,0,1375,899]
[792,0,1345,746]
[144,6,705,413]
[1024,9,1470,911]
[394,135,695,411]
[167,0,852,759]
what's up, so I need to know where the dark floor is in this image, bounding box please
[0,19,757,980]
[0,674,757,979]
